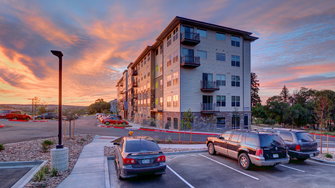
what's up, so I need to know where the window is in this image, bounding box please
[245,134,259,146]
[167,75,172,87]
[166,117,172,129]
[173,95,178,107]
[155,98,159,106]
[216,53,225,61]
[197,50,207,60]
[232,115,240,129]
[173,118,178,129]
[167,34,172,47]
[231,55,240,67]
[216,74,226,86]
[173,72,178,85]
[279,131,293,142]
[231,75,240,87]
[232,96,240,107]
[216,95,226,107]
[159,45,163,54]
[173,28,179,41]
[160,79,163,88]
[167,96,172,107]
[216,33,226,40]
[217,117,225,128]
[197,29,207,37]
[229,132,241,142]
[167,55,172,67]
[125,140,160,152]
[231,36,240,47]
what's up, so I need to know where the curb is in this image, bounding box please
[97,124,126,129]
[138,128,220,136]
[8,119,30,122]
[310,157,335,164]
[164,150,207,155]
[0,124,4,128]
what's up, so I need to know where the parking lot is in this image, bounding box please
[108,152,335,188]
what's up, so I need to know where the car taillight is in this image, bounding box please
[123,158,136,165]
[156,155,166,162]
[295,145,301,151]
[256,149,263,156]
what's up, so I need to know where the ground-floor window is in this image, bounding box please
[244,115,248,129]
[166,117,172,129]
[217,117,225,128]
[173,118,178,129]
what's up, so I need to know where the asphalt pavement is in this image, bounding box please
[0,167,31,188]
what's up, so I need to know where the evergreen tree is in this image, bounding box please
[251,72,261,107]
[280,85,290,103]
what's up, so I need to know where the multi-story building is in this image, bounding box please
[116,16,258,130]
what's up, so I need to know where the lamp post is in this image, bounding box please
[51,50,63,149]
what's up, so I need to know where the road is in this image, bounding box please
[0,116,208,144]
[108,152,335,188]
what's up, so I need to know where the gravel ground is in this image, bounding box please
[314,151,335,162]
[104,146,203,157]
[0,134,93,188]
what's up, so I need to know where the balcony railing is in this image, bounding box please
[132,70,138,76]
[201,81,219,92]
[181,56,200,68]
[181,32,200,45]
[201,103,218,113]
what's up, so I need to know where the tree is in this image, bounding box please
[37,106,47,115]
[280,85,290,103]
[314,90,335,131]
[88,99,111,114]
[251,72,261,107]
[181,109,194,142]
[288,104,309,127]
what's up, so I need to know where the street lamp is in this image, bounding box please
[51,50,63,149]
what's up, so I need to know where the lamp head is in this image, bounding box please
[51,50,63,57]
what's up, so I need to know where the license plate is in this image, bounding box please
[142,159,150,164]
[310,154,314,157]
[273,154,279,158]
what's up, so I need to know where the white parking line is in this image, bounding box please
[278,164,305,172]
[167,165,195,188]
[199,154,259,181]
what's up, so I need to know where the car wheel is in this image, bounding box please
[122,122,126,126]
[105,122,110,125]
[239,153,251,170]
[208,143,216,155]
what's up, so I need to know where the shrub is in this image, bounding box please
[264,118,276,125]
[51,168,59,177]
[0,144,4,151]
[41,140,54,152]
[325,153,333,159]
[33,170,45,182]
[41,166,50,174]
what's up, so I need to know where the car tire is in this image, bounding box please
[208,143,216,155]
[105,122,110,125]
[239,153,252,170]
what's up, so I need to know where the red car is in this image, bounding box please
[102,117,128,125]
[4,110,32,120]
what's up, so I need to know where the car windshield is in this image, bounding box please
[296,132,314,142]
[125,140,160,153]
[259,134,285,147]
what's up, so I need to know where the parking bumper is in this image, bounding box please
[289,150,320,159]
[121,164,166,177]
[250,156,289,166]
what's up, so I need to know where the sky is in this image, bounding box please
[0,0,334,106]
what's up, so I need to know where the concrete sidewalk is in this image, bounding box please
[58,136,118,188]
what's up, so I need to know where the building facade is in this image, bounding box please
[116,17,258,130]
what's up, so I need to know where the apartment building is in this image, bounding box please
[116,16,258,130]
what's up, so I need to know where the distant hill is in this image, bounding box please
[0,104,87,114]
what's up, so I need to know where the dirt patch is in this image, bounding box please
[0,134,93,188]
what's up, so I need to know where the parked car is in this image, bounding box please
[260,128,319,161]
[3,110,31,120]
[207,130,289,170]
[102,116,129,125]
[113,136,166,179]
[35,112,58,120]
[0,110,11,119]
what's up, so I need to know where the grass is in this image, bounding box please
[308,131,335,136]
[33,169,46,182]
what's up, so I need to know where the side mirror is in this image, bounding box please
[113,142,120,145]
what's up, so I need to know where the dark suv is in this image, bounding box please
[261,128,319,161]
[207,130,289,169]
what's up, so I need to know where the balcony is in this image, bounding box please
[201,81,219,92]
[181,56,200,68]
[201,103,218,114]
[132,70,138,76]
[181,32,200,46]
[132,81,138,87]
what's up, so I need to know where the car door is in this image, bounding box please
[227,132,242,159]
[214,131,231,156]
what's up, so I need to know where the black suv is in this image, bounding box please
[261,128,319,161]
[207,130,289,169]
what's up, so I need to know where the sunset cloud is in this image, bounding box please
[0,0,334,105]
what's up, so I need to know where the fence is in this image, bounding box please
[310,133,335,154]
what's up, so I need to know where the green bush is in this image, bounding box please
[0,144,4,151]
[33,170,45,182]
[41,166,50,174]
[264,118,276,125]
[325,153,333,159]
[41,140,54,152]
[51,168,58,177]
